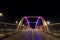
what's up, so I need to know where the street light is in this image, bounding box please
[47,21,50,24]
[16,21,18,24]
[0,13,3,16]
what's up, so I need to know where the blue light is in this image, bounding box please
[35,33,40,40]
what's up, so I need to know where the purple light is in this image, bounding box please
[36,20,38,27]
[35,17,41,27]
[24,16,41,28]
[38,17,41,18]
[24,16,27,18]
[27,21,30,26]
[24,17,30,27]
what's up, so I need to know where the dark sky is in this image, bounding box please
[0,1,60,23]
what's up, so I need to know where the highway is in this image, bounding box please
[3,29,60,40]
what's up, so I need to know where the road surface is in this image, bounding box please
[3,29,60,40]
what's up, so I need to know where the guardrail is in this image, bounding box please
[47,23,60,38]
[0,22,18,39]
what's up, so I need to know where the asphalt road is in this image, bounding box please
[3,29,60,40]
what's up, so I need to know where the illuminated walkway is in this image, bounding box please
[3,29,60,40]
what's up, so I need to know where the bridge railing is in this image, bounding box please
[48,23,60,33]
[0,22,17,39]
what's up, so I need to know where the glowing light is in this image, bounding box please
[28,21,30,26]
[36,20,38,26]
[24,16,41,28]
[24,17,30,27]
[47,21,50,24]
[36,17,41,27]
[24,16,27,18]
[16,21,18,23]
[0,13,3,16]
[22,24,25,26]
[38,17,41,18]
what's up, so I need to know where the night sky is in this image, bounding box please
[0,1,60,23]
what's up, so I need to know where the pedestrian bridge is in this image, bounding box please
[16,16,49,32]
